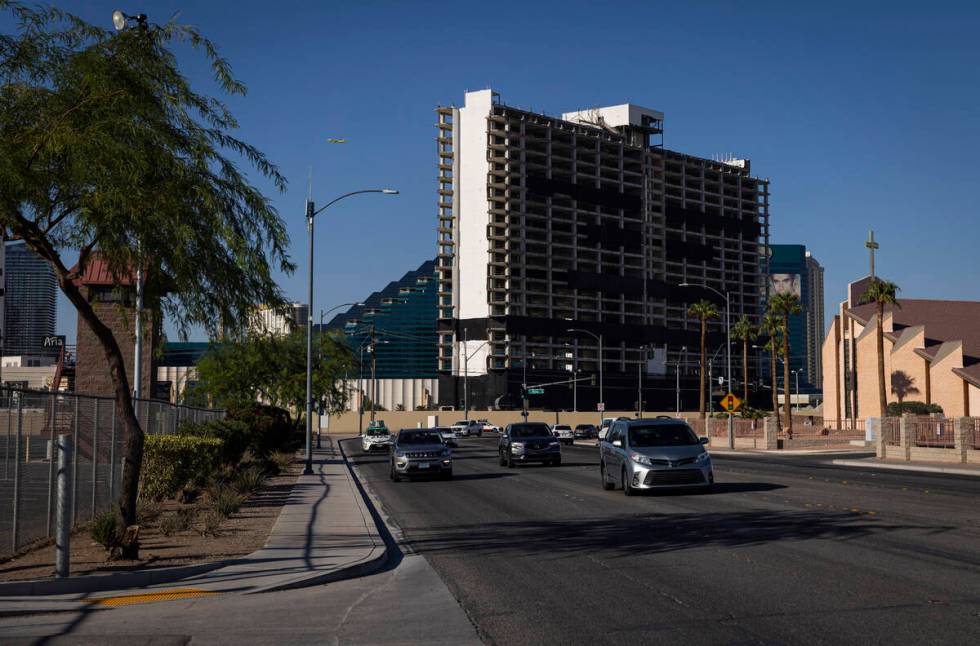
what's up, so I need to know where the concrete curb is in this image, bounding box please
[831,459,980,477]
[0,558,231,598]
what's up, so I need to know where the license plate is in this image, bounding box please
[417,462,430,469]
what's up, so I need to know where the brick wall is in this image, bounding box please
[75,288,157,398]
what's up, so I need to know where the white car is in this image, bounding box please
[552,424,574,445]
[361,426,392,452]
[478,419,501,434]
[451,420,483,437]
[436,426,458,448]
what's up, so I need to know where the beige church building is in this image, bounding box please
[822,276,980,426]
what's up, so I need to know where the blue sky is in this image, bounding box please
[37,1,980,340]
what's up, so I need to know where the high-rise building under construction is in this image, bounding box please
[435,89,770,411]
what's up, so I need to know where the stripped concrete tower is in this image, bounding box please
[436,89,770,411]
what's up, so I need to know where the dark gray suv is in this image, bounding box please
[498,422,562,467]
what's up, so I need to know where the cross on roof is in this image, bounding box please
[865,230,879,279]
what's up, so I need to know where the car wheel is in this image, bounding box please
[442,470,453,481]
[389,463,399,482]
[553,457,562,467]
[622,467,635,496]
[507,452,516,469]
[498,451,506,467]
[600,461,614,490]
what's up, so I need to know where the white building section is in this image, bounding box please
[456,89,495,323]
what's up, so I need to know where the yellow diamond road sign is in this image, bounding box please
[720,393,742,412]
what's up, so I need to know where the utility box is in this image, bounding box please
[427,415,439,427]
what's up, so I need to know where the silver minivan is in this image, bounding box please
[599,418,713,495]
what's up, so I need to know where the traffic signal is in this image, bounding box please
[590,374,597,386]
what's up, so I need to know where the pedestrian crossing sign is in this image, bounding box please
[720,393,742,412]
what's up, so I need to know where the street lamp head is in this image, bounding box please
[381,189,398,195]
[112,10,126,30]
[678,282,691,287]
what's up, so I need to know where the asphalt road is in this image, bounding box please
[347,438,980,646]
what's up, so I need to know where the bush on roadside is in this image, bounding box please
[208,482,243,518]
[160,508,195,536]
[140,435,224,501]
[233,465,266,495]
[886,401,943,417]
[199,509,223,537]
[178,418,251,466]
[90,510,123,555]
[270,450,293,473]
[226,404,293,459]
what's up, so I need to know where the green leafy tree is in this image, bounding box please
[687,299,719,420]
[860,279,900,416]
[731,315,758,406]
[761,313,783,432]
[194,330,356,429]
[0,3,292,545]
[768,294,803,438]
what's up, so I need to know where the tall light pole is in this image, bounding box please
[680,283,732,449]
[567,328,602,424]
[304,189,397,475]
[675,346,687,415]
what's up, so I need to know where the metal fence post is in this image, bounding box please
[91,399,99,515]
[71,396,79,524]
[55,433,73,578]
[12,396,23,553]
[3,397,10,480]
[46,394,57,537]
[108,406,116,502]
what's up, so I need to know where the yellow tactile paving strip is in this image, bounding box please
[89,588,221,607]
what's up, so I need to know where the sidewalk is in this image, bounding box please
[0,436,387,615]
[831,456,980,477]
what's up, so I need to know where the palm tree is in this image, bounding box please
[731,315,758,406]
[768,294,803,438]
[890,370,920,405]
[761,313,783,432]
[861,279,900,415]
[687,299,719,420]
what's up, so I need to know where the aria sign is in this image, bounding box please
[42,335,66,349]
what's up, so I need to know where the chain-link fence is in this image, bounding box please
[0,387,223,560]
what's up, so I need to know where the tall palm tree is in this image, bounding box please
[860,279,900,416]
[687,299,719,420]
[761,313,783,432]
[731,315,758,407]
[768,293,803,438]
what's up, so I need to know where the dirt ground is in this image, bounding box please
[0,459,299,582]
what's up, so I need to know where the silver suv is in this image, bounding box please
[390,429,453,481]
[599,418,713,495]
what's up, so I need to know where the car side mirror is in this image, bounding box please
[700,436,710,444]
[612,440,623,448]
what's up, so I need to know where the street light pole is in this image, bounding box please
[567,328,602,425]
[463,328,468,420]
[303,189,397,475]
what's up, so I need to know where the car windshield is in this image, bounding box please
[398,432,443,445]
[436,427,453,434]
[366,428,389,437]
[628,424,699,447]
[576,425,595,430]
[510,423,552,438]
[454,421,468,426]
